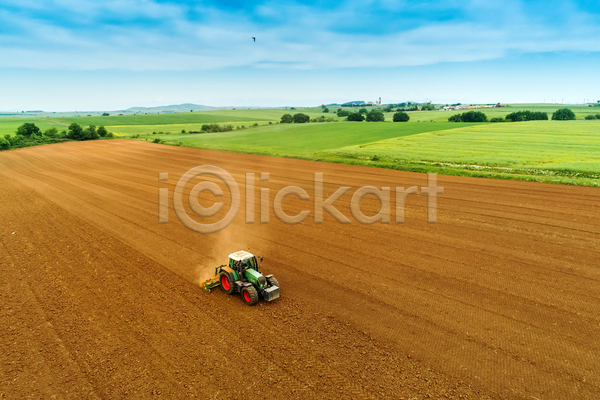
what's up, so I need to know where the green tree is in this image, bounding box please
[337,110,350,117]
[280,114,293,123]
[505,111,548,122]
[393,111,410,122]
[552,108,576,120]
[6,135,18,147]
[346,112,365,121]
[80,127,97,140]
[43,127,59,138]
[293,113,310,123]
[585,114,596,120]
[383,106,392,113]
[85,125,100,140]
[88,125,97,137]
[68,123,85,140]
[322,107,329,113]
[462,111,487,122]
[505,111,524,122]
[596,114,600,119]
[358,108,368,115]
[449,111,488,122]
[366,110,385,122]
[16,123,41,137]
[0,138,10,150]
[81,128,91,140]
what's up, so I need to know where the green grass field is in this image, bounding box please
[320,120,600,185]
[402,104,600,122]
[54,111,268,127]
[0,118,70,137]
[56,108,334,128]
[154,121,474,155]
[2,104,599,186]
[105,122,269,136]
[0,108,332,136]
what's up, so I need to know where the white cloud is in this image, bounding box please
[0,0,599,72]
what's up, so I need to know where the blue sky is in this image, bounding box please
[1,0,599,110]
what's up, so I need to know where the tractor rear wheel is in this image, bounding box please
[241,286,259,306]
[219,272,235,295]
[266,276,279,288]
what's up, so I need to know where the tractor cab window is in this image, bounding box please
[229,256,257,271]
[230,259,243,271]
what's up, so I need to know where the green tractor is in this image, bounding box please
[201,250,280,306]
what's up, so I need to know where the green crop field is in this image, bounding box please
[0,118,69,137]
[54,108,331,128]
[0,107,332,136]
[2,104,600,186]
[152,121,472,155]
[54,112,266,127]
[105,122,269,136]
[401,104,600,122]
[102,108,340,136]
[321,120,600,186]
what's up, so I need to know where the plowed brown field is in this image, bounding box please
[1,140,599,399]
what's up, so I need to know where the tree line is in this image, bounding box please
[280,110,410,124]
[280,113,311,123]
[449,108,580,123]
[0,122,114,151]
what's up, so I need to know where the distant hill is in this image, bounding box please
[0,103,222,118]
[341,101,366,106]
[122,103,217,114]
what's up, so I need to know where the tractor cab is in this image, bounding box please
[228,250,261,273]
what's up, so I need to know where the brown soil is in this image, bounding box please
[1,140,599,399]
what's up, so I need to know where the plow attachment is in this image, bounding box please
[201,277,220,292]
[201,265,224,292]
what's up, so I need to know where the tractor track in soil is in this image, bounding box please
[1,140,599,399]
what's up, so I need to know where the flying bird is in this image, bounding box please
[252,37,256,42]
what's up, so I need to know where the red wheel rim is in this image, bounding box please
[243,290,251,302]
[221,275,230,290]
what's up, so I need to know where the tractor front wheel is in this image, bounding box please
[266,276,279,288]
[219,272,235,295]
[241,286,259,306]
